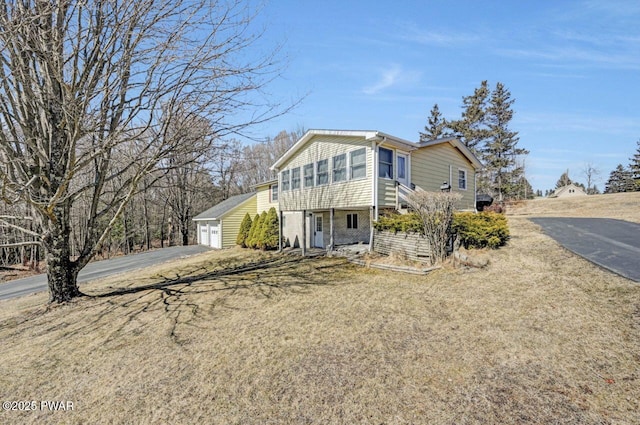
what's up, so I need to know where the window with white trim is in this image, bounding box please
[350,148,366,180]
[291,167,301,190]
[303,163,314,188]
[316,159,329,185]
[281,170,290,191]
[347,213,358,229]
[458,169,467,190]
[333,153,347,182]
[378,147,393,179]
[397,155,406,180]
[270,184,278,201]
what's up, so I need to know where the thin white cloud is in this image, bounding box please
[362,65,421,95]
[397,23,483,46]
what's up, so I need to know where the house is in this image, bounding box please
[270,129,482,250]
[193,191,257,248]
[551,183,587,198]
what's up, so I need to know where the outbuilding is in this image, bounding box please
[193,192,257,248]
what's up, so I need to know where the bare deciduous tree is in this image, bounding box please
[582,162,601,195]
[406,191,461,265]
[0,0,289,302]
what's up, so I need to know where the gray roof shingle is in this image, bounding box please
[193,192,256,220]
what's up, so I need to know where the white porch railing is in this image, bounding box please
[395,182,417,211]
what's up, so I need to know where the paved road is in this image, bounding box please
[530,217,640,282]
[0,245,211,301]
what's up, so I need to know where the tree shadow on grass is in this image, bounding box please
[76,254,353,345]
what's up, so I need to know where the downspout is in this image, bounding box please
[372,136,386,221]
[474,171,478,212]
[370,136,386,252]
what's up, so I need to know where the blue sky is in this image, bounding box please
[248,0,640,192]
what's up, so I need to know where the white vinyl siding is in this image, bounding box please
[411,143,476,210]
[277,135,373,211]
[256,183,279,213]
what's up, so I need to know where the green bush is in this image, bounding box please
[236,213,253,248]
[258,207,279,250]
[373,212,424,234]
[246,213,262,249]
[452,212,509,249]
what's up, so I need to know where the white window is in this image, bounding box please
[347,213,358,229]
[458,169,467,190]
[350,148,366,180]
[316,159,329,185]
[291,167,301,190]
[397,155,406,180]
[378,147,393,179]
[270,184,278,202]
[281,170,290,191]
[303,163,314,188]
[333,153,346,182]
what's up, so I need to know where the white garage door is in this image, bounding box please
[209,223,221,248]
[199,224,209,246]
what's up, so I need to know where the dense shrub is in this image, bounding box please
[246,213,262,249]
[258,207,280,250]
[373,212,424,233]
[236,213,253,247]
[452,212,509,249]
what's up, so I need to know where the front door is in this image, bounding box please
[397,153,408,186]
[314,214,324,248]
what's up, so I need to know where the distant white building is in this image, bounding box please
[551,183,587,198]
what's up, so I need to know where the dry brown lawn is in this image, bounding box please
[508,192,640,223]
[1,199,639,424]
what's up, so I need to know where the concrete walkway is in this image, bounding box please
[529,217,640,282]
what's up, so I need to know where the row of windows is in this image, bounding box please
[276,146,468,193]
[280,148,367,191]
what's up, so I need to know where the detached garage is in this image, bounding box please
[193,192,257,249]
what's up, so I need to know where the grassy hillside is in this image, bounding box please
[507,192,640,223]
[0,219,639,424]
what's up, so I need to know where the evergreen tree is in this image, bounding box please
[236,213,253,247]
[258,207,280,250]
[419,104,449,141]
[604,164,633,193]
[555,171,572,188]
[246,213,261,249]
[483,82,528,201]
[447,80,490,153]
[630,140,640,191]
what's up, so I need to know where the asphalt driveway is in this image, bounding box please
[529,217,640,282]
[0,245,211,301]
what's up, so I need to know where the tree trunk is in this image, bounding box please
[45,225,82,303]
